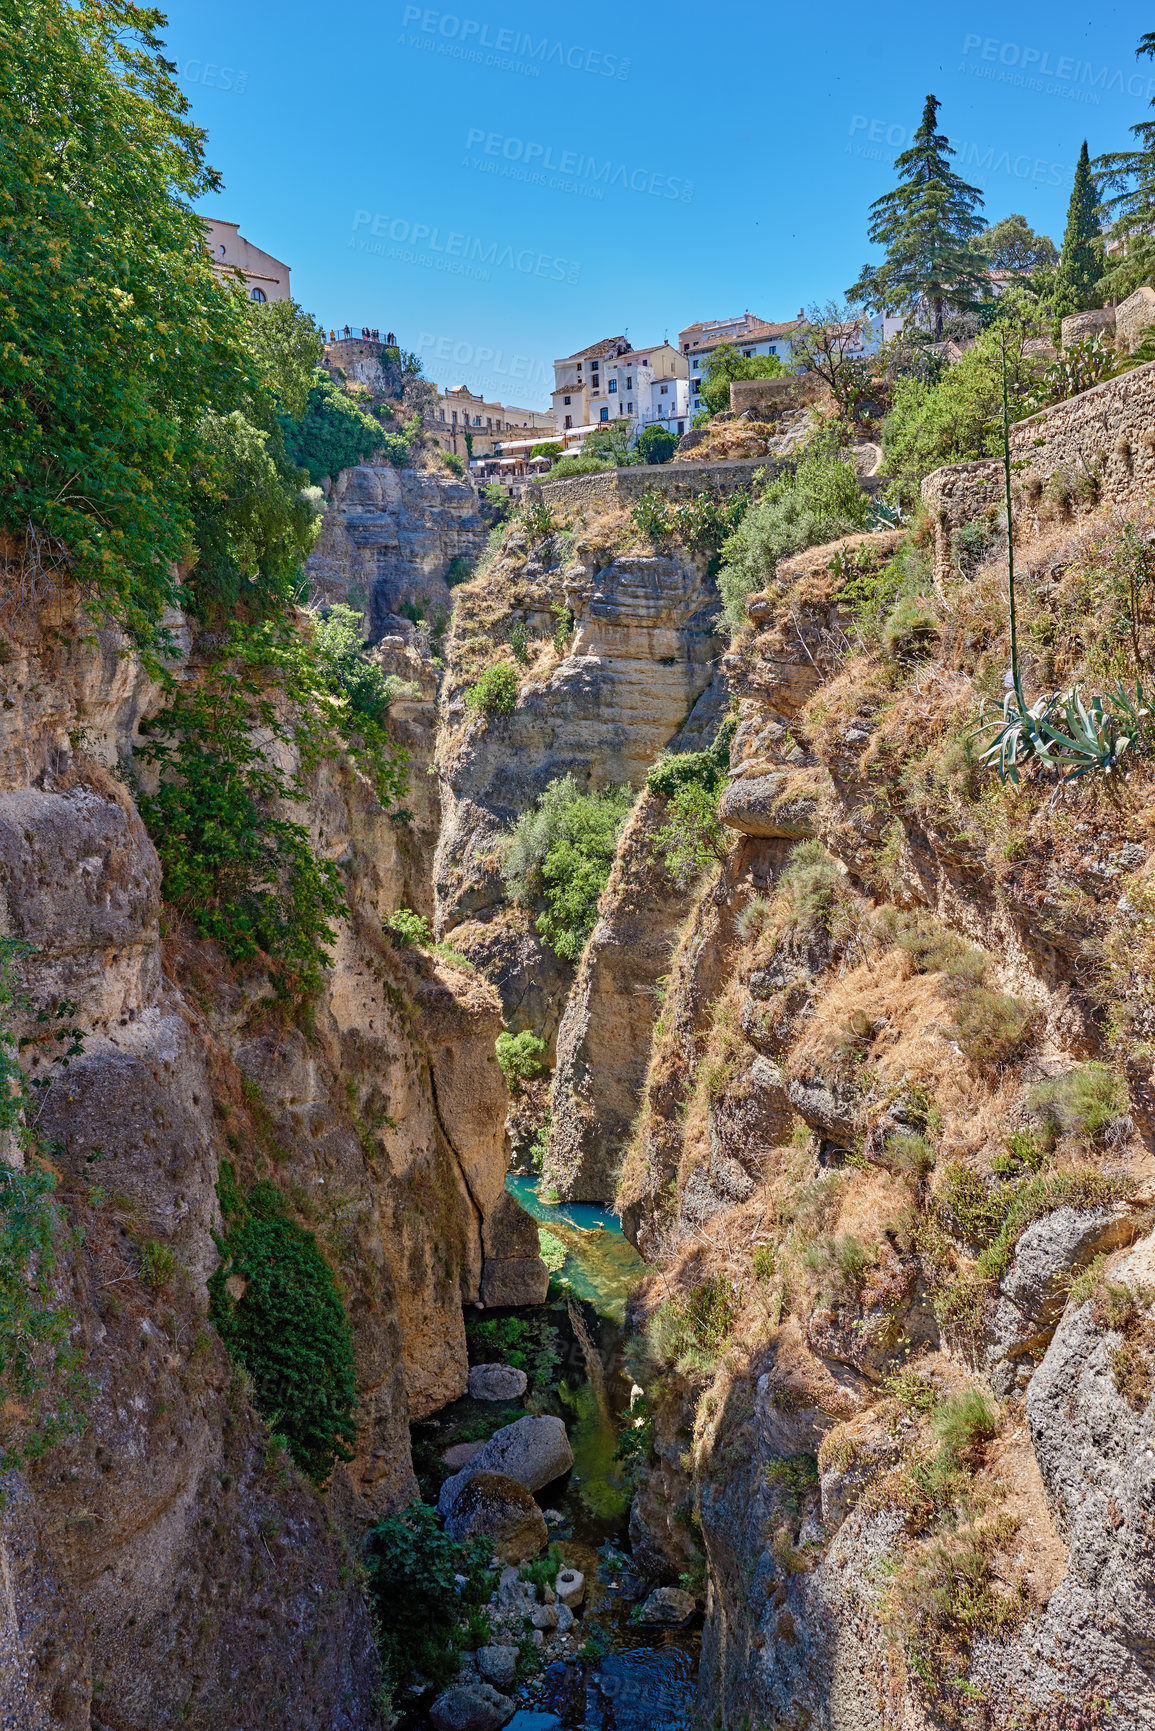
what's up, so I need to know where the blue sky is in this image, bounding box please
[163,0,1149,411]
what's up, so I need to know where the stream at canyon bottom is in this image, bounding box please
[406,1176,699,1730]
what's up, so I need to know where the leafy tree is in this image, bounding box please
[717,444,872,628]
[581,421,634,464]
[636,424,678,464]
[880,319,1045,507]
[698,342,786,416]
[847,94,988,337]
[208,1167,358,1485]
[1096,34,1155,299]
[977,214,1058,274]
[1053,145,1104,315]
[790,301,872,418]
[240,297,326,421]
[0,0,268,642]
[530,441,563,460]
[280,370,388,483]
[502,776,634,962]
[495,1029,547,1087]
[365,1502,495,1696]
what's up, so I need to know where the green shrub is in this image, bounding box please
[538,1228,567,1275]
[445,555,474,587]
[717,445,872,629]
[495,1029,547,1087]
[951,519,995,571]
[365,1501,496,1697]
[509,619,530,664]
[519,1541,565,1589]
[697,341,785,416]
[386,907,433,947]
[777,840,846,935]
[281,369,391,483]
[139,1240,176,1288]
[950,985,1035,1067]
[502,776,634,962]
[1028,1064,1130,1147]
[649,780,727,888]
[881,594,939,663]
[442,451,464,475]
[0,1164,87,1467]
[677,1273,742,1352]
[637,425,678,464]
[764,1453,820,1510]
[208,1165,358,1485]
[931,1388,998,1467]
[466,661,520,717]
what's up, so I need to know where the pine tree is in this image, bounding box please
[1053,142,1103,314]
[1095,32,1155,299]
[847,95,987,338]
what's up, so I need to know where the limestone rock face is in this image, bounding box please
[0,592,542,1727]
[434,539,724,1045]
[718,772,818,838]
[443,1472,548,1563]
[306,460,487,636]
[438,1416,574,1514]
[546,792,703,1201]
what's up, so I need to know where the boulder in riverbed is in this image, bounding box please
[636,1585,697,1626]
[438,1415,574,1515]
[468,1362,529,1401]
[444,1472,548,1563]
[477,1644,519,1690]
[429,1681,515,1731]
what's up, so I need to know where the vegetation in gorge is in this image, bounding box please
[466,659,521,716]
[646,721,736,886]
[365,1501,495,1698]
[207,1165,358,1485]
[716,444,873,628]
[502,775,635,961]
[280,369,414,483]
[465,1313,561,1395]
[496,1029,547,1087]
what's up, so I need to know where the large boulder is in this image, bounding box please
[636,1585,697,1626]
[438,1416,574,1516]
[444,1472,548,1564]
[468,1363,529,1402]
[429,1682,515,1731]
[718,773,817,839]
[477,1644,519,1690]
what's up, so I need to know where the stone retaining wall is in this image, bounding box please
[921,359,1155,582]
[535,456,779,510]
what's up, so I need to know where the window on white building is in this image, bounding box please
[608,379,617,393]
[677,420,685,433]
[249,287,267,303]
[563,394,571,405]
[627,401,633,412]
[659,384,668,395]
[626,376,632,388]
[599,407,609,421]
[564,414,572,428]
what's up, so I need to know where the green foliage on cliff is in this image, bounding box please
[647,729,732,886]
[1095,34,1155,300]
[502,776,635,962]
[365,1502,496,1697]
[208,1164,358,1485]
[137,617,407,995]
[495,1029,547,1087]
[280,371,386,483]
[717,446,872,628]
[466,660,521,716]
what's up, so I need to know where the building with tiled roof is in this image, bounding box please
[551,336,688,443]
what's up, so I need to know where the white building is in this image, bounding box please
[551,335,689,449]
[202,219,291,303]
[679,308,904,415]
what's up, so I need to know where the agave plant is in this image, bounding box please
[979,681,1148,784]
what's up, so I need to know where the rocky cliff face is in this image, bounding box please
[596,497,1155,1726]
[307,459,488,638]
[0,585,543,1729]
[433,511,725,1050]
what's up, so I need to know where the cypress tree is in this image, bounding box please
[1095,31,1155,299]
[1054,142,1103,314]
[847,95,987,338]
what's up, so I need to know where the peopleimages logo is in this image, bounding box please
[416,334,553,391]
[350,211,581,285]
[960,34,1155,103]
[464,129,694,203]
[847,117,1073,188]
[399,7,631,79]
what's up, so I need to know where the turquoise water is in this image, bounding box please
[506,1174,649,1325]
